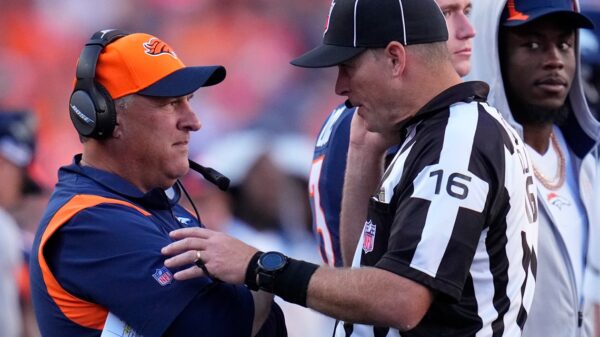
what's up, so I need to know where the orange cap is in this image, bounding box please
[94,33,226,99]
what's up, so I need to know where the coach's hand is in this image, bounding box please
[162,227,258,284]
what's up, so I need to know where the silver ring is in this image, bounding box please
[193,250,217,281]
[195,251,206,269]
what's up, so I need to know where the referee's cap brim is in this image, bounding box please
[290,44,366,68]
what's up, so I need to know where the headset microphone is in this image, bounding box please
[188,159,230,191]
[344,99,354,109]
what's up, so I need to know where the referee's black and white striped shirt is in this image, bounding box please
[336,82,539,337]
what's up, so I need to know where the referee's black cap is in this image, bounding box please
[291,0,449,68]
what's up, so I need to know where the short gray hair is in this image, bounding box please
[406,41,451,67]
[368,41,450,69]
[114,94,133,112]
[78,94,133,143]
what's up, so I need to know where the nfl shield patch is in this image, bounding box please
[362,220,376,254]
[152,267,173,286]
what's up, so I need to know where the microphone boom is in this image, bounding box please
[188,159,230,191]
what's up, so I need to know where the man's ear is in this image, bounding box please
[385,41,406,76]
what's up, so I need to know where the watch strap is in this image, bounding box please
[244,251,263,291]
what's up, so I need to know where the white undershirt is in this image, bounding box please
[525,127,587,298]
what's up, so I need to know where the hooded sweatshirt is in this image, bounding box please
[466,0,600,336]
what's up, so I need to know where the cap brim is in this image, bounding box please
[504,10,594,29]
[138,65,226,97]
[291,44,366,68]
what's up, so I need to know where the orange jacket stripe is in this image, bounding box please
[38,195,151,330]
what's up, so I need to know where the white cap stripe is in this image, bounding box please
[398,0,407,44]
[353,0,359,47]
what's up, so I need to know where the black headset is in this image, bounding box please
[69,29,130,139]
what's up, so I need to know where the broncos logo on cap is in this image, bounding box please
[506,0,529,22]
[143,38,178,58]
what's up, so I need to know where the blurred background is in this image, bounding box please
[1,0,600,336]
[1,0,342,189]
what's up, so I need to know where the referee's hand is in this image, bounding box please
[162,227,259,284]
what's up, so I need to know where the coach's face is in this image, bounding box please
[114,94,201,192]
[437,0,475,77]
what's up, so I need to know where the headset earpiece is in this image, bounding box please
[69,29,129,139]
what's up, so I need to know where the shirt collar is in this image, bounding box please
[408,81,490,125]
[64,154,182,209]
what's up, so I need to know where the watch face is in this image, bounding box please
[259,252,287,272]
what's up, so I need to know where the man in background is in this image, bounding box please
[467,0,600,335]
[29,30,285,337]
[0,111,39,337]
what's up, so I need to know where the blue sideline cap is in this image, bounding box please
[502,0,594,28]
[291,0,448,68]
[0,111,36,168]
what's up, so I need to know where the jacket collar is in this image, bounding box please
[405,81,490,127]
[62,154,181,209]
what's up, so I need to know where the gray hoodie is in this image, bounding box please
[466,0,600,336]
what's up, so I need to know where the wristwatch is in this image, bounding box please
[256,251,289,292]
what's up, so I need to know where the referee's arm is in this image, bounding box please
[162,227,433,332]
[307,266,433,330]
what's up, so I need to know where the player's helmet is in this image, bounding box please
[580,7,600,119]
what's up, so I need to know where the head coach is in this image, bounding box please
[29,30,286,337]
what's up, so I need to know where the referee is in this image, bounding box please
[162,0,539,336]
